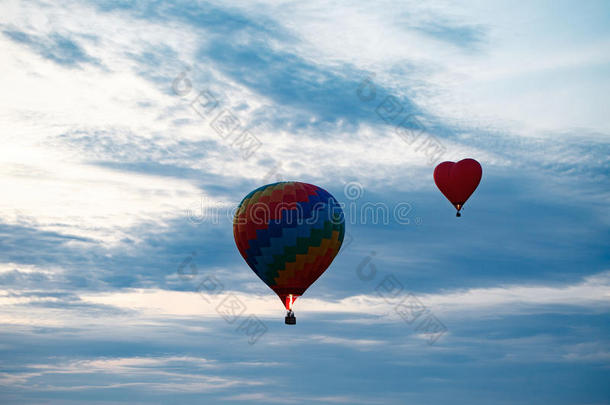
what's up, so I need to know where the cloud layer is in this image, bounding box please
[1,0,609,404]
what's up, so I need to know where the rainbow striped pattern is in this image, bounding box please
[233,182,345,307]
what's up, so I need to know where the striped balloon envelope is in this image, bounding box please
[233,182,345,324]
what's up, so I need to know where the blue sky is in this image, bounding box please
[1,0,609,404]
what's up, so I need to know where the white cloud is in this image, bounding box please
[91,270,610,318]
[1,0,606,254]
[220,0,610,135]
[0,1,208,243]
[0,262,63,275]
[0,356,264,393]
[2,270,604,329]
[222,392,385,404]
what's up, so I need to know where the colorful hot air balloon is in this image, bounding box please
[233,182,345,324]
[433,158,482,217]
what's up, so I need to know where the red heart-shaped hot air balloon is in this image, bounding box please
[434,158,482,217]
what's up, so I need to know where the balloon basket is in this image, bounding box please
[285,310,296,325]
[456,212,461,217]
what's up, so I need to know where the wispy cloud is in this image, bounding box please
[2,271,606,330]
[2,29,100,67]
[0,356,264,393]
[1,0,609,403]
